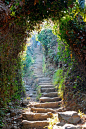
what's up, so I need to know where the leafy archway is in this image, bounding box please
[0,0,86,107]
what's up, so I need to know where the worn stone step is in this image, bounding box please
[22,112,53,121]
[22,120,49,129]
[42,92,58,97]
[34,75,44,78]
[34,73,43,75]
[40,86,54,88]
[39,79,51,81]
[34,73,42,75]
[28,101,61,108]
[33,64,42,66]
[39,81,51,83]
[38,78,51,81]
[40,97,61,103]
[41,85,54,88]
[40,85,54,88]
[39,83,52,85]
[41,88,55,93]
[31,107,56,113]
[34,74,43,76]
[39,84,53,86]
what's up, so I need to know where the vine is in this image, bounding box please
[0,0,86,109]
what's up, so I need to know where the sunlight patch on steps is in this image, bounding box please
[48,114,59,129]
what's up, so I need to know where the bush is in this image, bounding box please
[38,29,57,55]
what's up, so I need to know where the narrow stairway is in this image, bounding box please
[21,47,62,129]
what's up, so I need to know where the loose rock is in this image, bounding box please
[58,111,81,124]
[29,94,33,97]
[21,99,29,107]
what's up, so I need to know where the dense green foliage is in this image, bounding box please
[51,36,73,97]
[21,46,34,77]
[38,29,71,97]
[59,3,86,64]
[38,29,57,54]
[38,29,59,66]
[58,4,86,92]
[0,17,27,107]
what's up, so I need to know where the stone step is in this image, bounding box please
[34,67,42,69]
[34,75,44,78]
[22,120,49,129]
[34,74,44,76]
[40,86,54,88]
[42,92,58,97]
[39,84,53,86]
[39,83,52,85]
[34,73,43,75]
[39,81,51,83]
[34,73,43,74]
[22,112,53,121]
[40,97,61,103]
[31,107,56,113]
[41,88,55,93]
[38,78,51,81]
[39,85,54,88]
[33,63,42,66]
[28,101,61,108]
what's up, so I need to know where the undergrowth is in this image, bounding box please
[42,55,46,74]
[48,115,59,129]
[34,84,42,101]
[36,86,42,101]
[52,36,74,98]
[21,45,34,77]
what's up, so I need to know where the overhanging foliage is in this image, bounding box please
[0,0,86,108]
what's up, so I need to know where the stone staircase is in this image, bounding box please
[22,77,62,129]
[21,47,62,129]
[21,47,85,129]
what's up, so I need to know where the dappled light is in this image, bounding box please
[0,0,86,128]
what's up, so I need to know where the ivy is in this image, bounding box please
[0,0,86,111]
